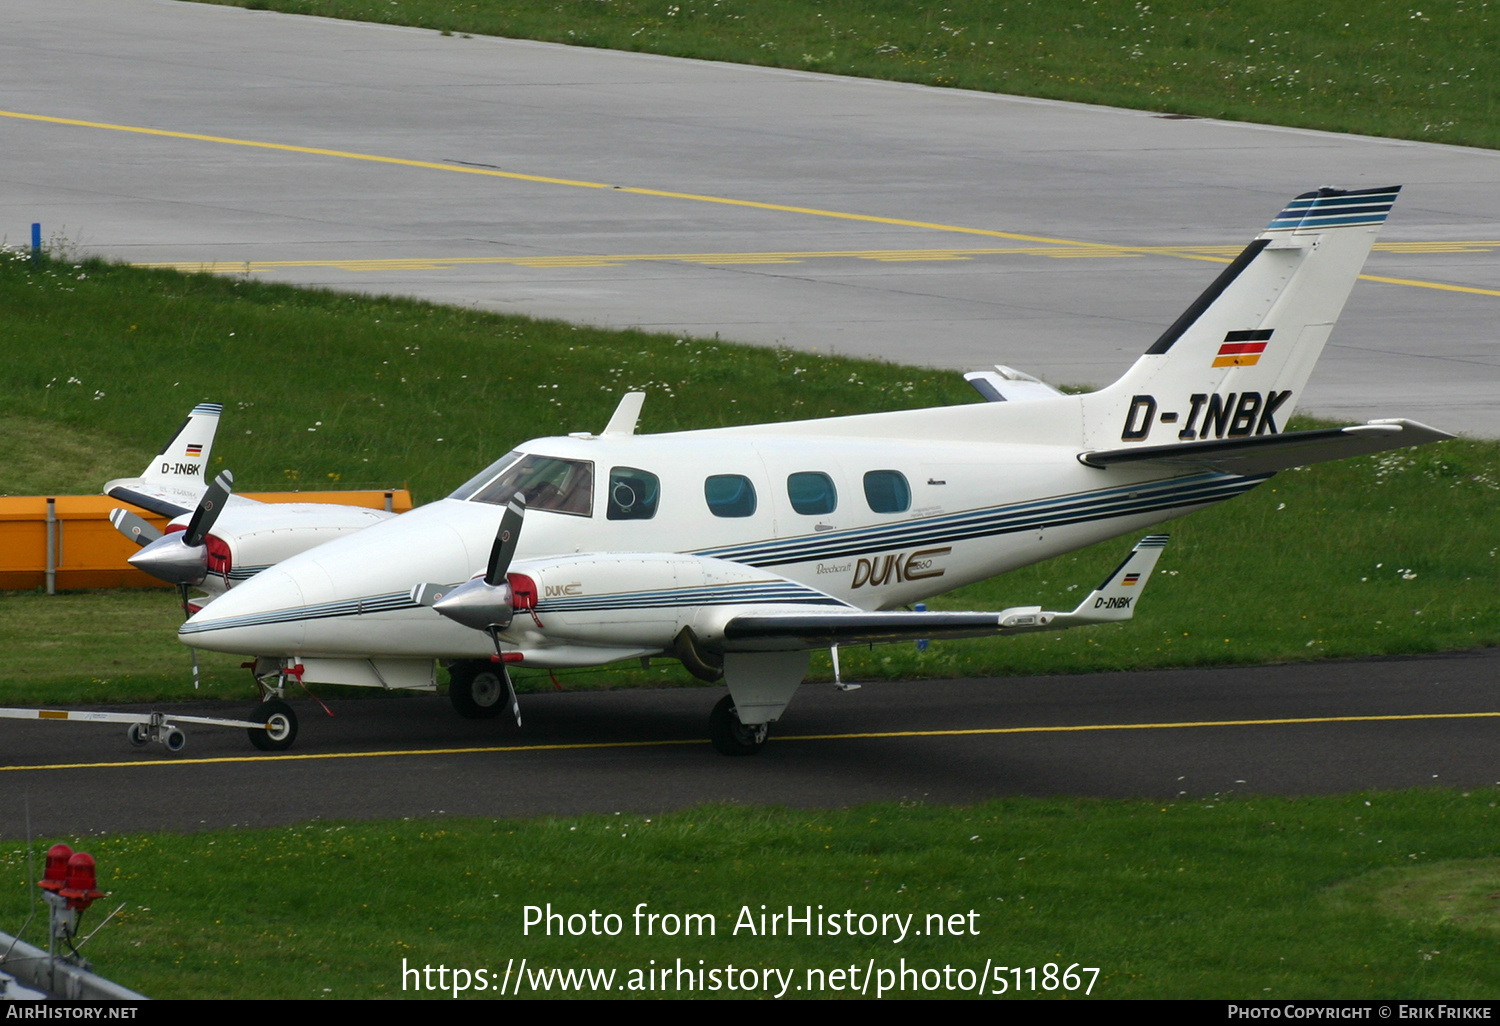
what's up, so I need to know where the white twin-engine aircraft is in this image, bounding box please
[153,186,1447,755]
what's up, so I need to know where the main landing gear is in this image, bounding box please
[448,658,525,726]
[448,661,507,719]
[709,695,768,756]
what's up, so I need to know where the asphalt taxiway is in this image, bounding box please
[1,1,1497,840]
[3,0,1498,432]
[4,649,1499,838]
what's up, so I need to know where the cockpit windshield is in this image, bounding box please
[448,451,524,501]
[449,451,594,516]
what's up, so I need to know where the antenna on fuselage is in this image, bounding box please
[601,392,646,436]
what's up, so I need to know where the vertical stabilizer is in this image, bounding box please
[1080,187,1400,449]
[142,402,223,487]
[103,402,224,516]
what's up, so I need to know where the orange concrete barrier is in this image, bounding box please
[0,490,413,591]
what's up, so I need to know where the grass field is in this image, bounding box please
[2,251,1496,705]
[191,0,1500,150]
[5,794,1500,999]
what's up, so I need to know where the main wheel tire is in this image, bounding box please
[709,694,768,756]
[248,699,298,751]
[449,661,506,719]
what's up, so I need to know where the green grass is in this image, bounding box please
[6,793,1500,999]
[194,0,1500,150]
[0,251,972,501]
[2,250,1497,705]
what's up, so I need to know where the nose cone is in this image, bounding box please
[180,566,309,654]
[179,498,497,660]
[129,534,207,586]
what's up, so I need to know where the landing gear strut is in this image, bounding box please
[710,695,768,756]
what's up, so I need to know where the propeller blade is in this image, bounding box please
[484,497,525,586]
[183,470,234,548]
[503,663,521,727]
[410,583,450,608]
[109,508,163,548]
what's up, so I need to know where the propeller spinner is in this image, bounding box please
[414,498,527,725]
[417,497,526,632]
[124,470,234,586]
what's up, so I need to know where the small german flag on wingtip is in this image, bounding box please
[1213,328,1273,368]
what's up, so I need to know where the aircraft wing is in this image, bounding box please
[721,534,1169,650]
[1078,419,1453,475]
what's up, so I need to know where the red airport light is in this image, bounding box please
[39,844,72,893]
[59,852,106,911]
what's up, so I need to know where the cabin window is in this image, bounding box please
[462,454,594,516]
[705,474,757,518]
[607,467,660,520]
[863,470,911,513]
[787,472,837,516]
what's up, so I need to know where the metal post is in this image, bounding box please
[31,222,41,263]
[384,490,394,513]
[45,498,57,596]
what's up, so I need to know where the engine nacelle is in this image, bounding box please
[494,553,838,653]
[177,502,395,588]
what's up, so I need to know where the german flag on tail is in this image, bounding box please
[1213,329,1273,368]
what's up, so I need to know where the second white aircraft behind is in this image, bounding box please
[177,186,1450,753]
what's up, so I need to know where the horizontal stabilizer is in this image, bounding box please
[104,485,191,519]
[964,365,1065,403]
[722,535,1169,649]
[1079,420,1453,474]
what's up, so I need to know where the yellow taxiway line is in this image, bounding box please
[136,242,1500,300]
[0,109,1083,247]
[7,109,1499,298]
[6,709,1499,773]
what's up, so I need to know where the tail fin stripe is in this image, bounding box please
[1146,239,1269,355]
[1216,342,1268,356]
[1266,187,1400,232]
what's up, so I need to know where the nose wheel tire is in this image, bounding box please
[710,695,768,756]
[449,661,506,719]
[248,699,298,751]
